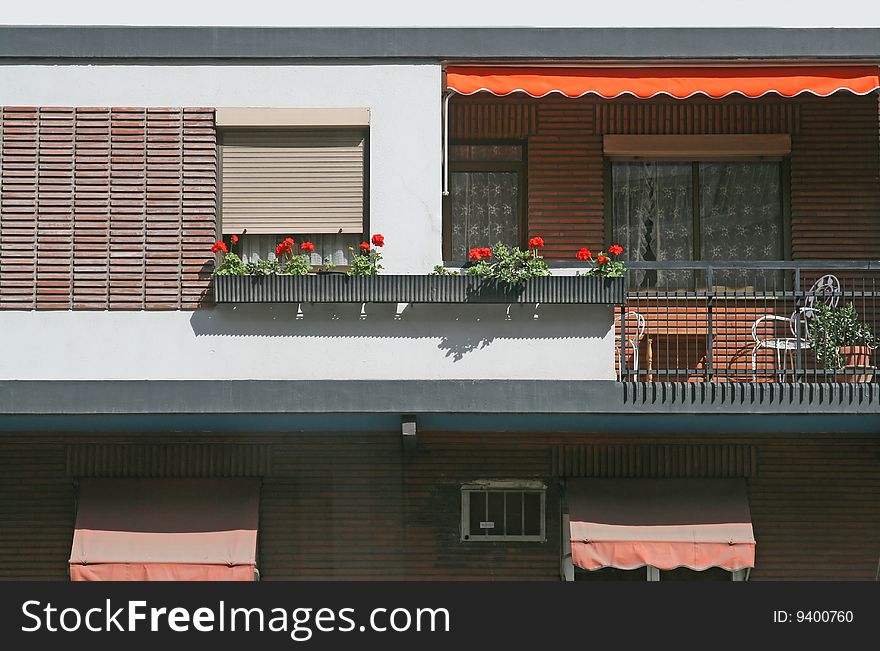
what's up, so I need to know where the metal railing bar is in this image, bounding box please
[625,260,880,271]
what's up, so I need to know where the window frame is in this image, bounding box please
[442,139,528,262]
[460,480,546,543]
[603,156,792,265]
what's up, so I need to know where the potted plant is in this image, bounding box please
[808,302,875,382]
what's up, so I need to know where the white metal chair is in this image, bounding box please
[615,311,647,380]
[750,274,840,381]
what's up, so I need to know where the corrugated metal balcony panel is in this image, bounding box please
[213,274,625,304]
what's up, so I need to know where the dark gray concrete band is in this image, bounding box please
[1,27,879,61]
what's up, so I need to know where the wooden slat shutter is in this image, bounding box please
[220,129,365,235]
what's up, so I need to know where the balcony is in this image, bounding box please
[619,261,879,384]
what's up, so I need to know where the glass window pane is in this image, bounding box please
[467,492,485,538]
[699,162,783,289]
[505,492,523,536]
[522,491,542,536]
[486,492,506,536]
[612,162,693,290]
[449,171,519,260]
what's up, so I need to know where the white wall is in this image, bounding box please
[0,64,443,275]
[3,1,878,27]
[0,305,615,380]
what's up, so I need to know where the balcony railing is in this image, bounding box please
[618,261,880,383]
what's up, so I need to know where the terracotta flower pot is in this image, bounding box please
[839,345,873,368]
[835,345,874,383]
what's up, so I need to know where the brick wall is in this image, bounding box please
[0,107,216,310]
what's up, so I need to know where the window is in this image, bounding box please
[219,127,367,266]
[610,160,786,289]
[460,481,545,542]
[444,143,525,261]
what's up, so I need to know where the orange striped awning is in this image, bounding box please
[446,66,880,99]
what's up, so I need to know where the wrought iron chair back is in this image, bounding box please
[790,274,841,339]
[615,311,647,379]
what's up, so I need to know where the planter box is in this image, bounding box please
[213,274,625,304]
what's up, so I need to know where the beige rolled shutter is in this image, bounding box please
[220,129,365,235]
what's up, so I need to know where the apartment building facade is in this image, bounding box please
[0,27,878,580]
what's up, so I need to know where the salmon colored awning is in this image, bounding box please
[567,479,755,572]
[446,66,880,99]
[70,479,260,582]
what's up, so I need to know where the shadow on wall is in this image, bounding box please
[189,303,613,361]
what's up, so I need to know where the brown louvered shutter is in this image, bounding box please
[220,129,365,235]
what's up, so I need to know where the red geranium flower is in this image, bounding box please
[608,244,624,256]
[480,247,492,260]
[360,241,371,253]
[469,248,483,261]
[528,236,545,249]
[300,241,315,253]
[371,234,385,247]
[211,240,228,254]
[576,247,592,261]
[597,254,610,265]
[275,238,293,257]
[230,234,239,244]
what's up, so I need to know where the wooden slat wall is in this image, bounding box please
[596,100,800,135]
[449,92,880,261]
[2,433,878,581]
[448,102,537,140]
[0,106,216,310]
[791,94,880,259]
[528,102,604,258]
[260,435,405,579]
[0,443,73,580]
[551,443,757,478]
[66,443,273,478]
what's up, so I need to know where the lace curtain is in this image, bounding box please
[449,171,519,260]
[612,162,693,289]
[612,161,783,289]
[700,162,783,288]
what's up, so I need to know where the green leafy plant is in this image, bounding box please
[214,251,247,276]
[211,236,314,276]
[243,258,281,275]
[463,238,550,284]
[348,234,385,276]
[280,254,311,276]
[212,237,247,275]
[430,265,459,276]
[272,237,312,276]
[808,302,875,369]
[575,244,627,278]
